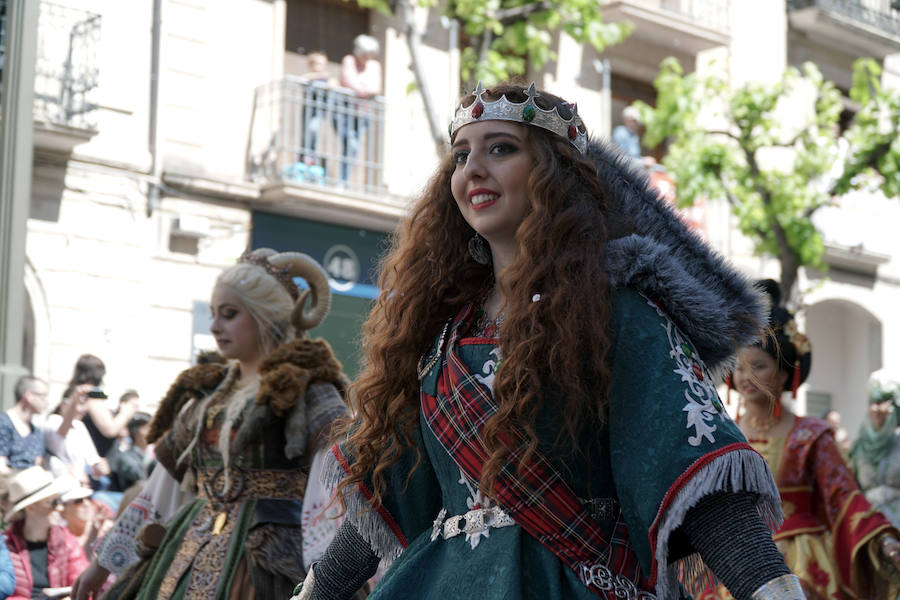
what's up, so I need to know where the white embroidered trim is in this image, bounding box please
[474,347,502,393]
[646,296,729,447]
[454,468,499,549]
[577,561,657,599]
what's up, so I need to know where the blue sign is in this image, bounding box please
[251,212,388,300]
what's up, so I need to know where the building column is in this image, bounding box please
[0,0,39,408]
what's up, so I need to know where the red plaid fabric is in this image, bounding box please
[421,304,651,597]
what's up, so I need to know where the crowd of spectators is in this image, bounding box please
[0,355,154,599]
[0,347,894,598]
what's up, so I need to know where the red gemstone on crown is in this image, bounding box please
[472,102,484,118]
[568,124,577,140]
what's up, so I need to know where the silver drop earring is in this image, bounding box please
[468,233,491,265]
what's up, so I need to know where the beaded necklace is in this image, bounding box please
[471,285,504,338]
[471,307,504,338]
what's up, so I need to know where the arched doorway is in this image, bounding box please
[23,289,34,374]
[23,258,51,382]
[805,299,882,440]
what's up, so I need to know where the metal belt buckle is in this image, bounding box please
[586,497,619,520]
[443,515,464,539]
[464,508,487,534]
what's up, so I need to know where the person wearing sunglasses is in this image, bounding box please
[56,476,114,558]
[3,467,88,599]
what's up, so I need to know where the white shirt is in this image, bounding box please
[43,414,102,477]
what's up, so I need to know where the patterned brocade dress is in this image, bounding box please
[708,417,897,600]
[325,289,782,600]
[141,383,307,599]
[96,340,349,600]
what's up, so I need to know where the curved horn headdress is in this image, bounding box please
[267,251,332,334]
[238,248,332,335]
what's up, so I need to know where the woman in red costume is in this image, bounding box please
[729,280,900,599]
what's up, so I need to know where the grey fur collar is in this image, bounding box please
[590,141,766,376]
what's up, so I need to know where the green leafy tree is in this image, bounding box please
[636,58,900,299]
[355,0,631,151]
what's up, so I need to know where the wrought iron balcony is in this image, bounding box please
[33,1,101,131]
[248,78,387,198]
[788,0,900,55]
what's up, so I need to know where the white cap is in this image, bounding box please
[56,474,93,504]
[623,106,641,122]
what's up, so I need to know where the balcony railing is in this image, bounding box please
[248,78,386,196]
[661,0,730,32]
[788,0,900,37]
[33,2,101,130]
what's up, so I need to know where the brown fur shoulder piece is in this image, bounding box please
[147,362,228,443]
[257,338,347,417]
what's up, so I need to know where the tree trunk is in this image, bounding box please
[398,0,446,153]
[778,252,800,306]
[767,206,800,303]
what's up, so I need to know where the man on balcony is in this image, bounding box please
[612,105,643,161]
[337,34,382,186]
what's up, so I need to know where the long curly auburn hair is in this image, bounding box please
[334,84,615,508]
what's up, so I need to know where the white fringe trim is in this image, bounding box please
[653,449,782,599]
[322,447,404,570]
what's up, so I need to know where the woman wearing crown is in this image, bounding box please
[715,280,900,600]
[291,83,804,600]
[70,249,351,599]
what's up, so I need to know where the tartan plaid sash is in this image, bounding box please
[420,304,653,598]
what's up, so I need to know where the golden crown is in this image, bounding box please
[449,82,588,154]
[238,250,300,301]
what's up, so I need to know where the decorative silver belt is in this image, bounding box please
[430,506,516,541]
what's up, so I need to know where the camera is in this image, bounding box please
[86,387,108,399]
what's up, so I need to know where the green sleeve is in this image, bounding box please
[606,288,777,588]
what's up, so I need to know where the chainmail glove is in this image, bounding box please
[302,520,380,600]
[683,491,792,600]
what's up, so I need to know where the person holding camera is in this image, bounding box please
[43,385,109,489]
[62,356,139,459]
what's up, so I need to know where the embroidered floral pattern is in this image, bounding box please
[474,348,502,393]
[456,468,495,549]
[807,558,830,588]
[646,297,728,447]
[95,492,159,573]
[577,561,657,599]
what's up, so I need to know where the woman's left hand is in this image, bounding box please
[882,535,900,563]
[876,533,900,583]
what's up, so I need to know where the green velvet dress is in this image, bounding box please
[327,289,782,600]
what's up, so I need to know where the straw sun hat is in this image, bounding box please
[7,467,63,516]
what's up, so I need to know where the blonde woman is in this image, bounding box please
[73,249,350,599]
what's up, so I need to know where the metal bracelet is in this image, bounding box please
[751,574,806,600]
[290,567,316,600]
